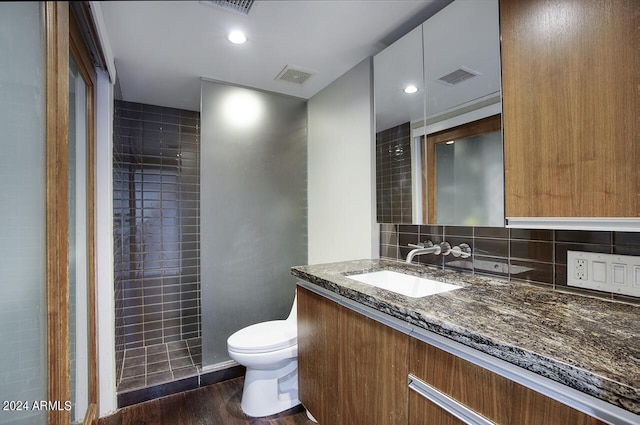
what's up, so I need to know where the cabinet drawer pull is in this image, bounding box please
[408,374,495,425]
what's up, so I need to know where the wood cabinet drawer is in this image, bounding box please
[409,338,605,425]
[409,387,467,425]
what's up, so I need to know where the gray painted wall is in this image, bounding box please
[200,80,307,366]
[307,57,378,264]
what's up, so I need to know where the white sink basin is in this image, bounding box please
[346,270,462,298]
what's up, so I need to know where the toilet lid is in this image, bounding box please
[227,320,297,353]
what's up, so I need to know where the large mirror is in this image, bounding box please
[374,25,424,224]
[375,0,503,226]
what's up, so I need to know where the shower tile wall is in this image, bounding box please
[376,122,412,223]
[113,100,201,379]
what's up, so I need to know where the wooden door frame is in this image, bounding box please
[46,2,98,423]
[70,6,99,422]
[46,3,70,424]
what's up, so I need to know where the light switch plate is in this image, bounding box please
[592,261,606,283]
[567,251,640,297]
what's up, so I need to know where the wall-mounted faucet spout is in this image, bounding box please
[406,241,451,263]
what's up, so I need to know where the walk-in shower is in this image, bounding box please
[112,81,307,405]
[113,100,202,401]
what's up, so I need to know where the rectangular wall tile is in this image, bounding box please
[114,100,201,361]
[510,259,553,286]
[510,240,553,263]
[473,238,509,258]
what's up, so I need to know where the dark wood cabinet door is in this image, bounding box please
[501,0,639,218]
[297,287,339,424]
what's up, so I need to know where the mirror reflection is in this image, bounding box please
[374,25,424,224]
[427,114,503,226]
[375,0,503,226]
[422,0,501,121]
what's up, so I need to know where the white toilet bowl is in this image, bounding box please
[227,294,300,417]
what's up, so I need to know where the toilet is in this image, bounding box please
[227,293,300,417]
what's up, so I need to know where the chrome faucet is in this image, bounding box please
[451,243,472,258]
[406,241,451,263]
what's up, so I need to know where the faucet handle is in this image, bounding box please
[408,240,433,249]
[439,241,452,256]
[451,243,472,258]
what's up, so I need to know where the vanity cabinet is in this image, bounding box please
[501,0,639,219]
[409,338,605,425]
[298,284,610,425]
[297,287,408,425]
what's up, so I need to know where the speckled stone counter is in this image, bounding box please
[291,259,640,415]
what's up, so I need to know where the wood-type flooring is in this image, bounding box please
[100,377,314,425]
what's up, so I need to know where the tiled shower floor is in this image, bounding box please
[117,338,202,393]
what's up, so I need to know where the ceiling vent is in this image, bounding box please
[436,67,481,86]
[275,65,315,85]
[200,0,255,15]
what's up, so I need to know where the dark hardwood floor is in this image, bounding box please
[100,377,315,425]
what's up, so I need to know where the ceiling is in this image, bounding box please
[99,0,451,111]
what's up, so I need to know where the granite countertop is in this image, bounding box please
[291,259,640,415]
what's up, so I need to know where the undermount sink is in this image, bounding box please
[346,270,462,298]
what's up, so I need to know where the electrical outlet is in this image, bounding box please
[567,251,640,297]
[574,258,588,280]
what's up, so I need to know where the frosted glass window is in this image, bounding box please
[0,2,47,424]
[435,131,504,226]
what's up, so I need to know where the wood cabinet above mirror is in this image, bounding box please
[375,0,503,225]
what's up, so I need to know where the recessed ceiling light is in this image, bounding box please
[446,140,455,145]
[227,31,247,45]
[403,85,418,94]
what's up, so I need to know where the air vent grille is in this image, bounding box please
[200,0,255,15]
[437,67,481,86]
[275,66,315,85]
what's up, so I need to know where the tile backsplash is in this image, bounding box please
[380,224,640,303]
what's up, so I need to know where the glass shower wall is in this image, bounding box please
[200,81,307,367]
[0,2,47,424]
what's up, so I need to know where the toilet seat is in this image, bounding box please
[228,320,297,354]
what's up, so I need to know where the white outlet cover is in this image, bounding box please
[567,251,640,297]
